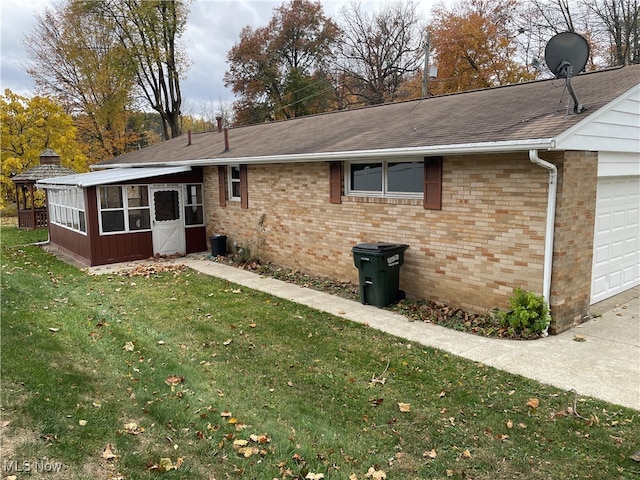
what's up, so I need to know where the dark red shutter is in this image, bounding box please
[240,164,248,209]
[424,157,442,210]
[218,166,227,207]
[329,162,342,204]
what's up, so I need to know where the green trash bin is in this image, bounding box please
[352,243,409,308]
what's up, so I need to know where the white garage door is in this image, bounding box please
[591,176,640,304]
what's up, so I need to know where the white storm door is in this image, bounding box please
[150,186,185,256]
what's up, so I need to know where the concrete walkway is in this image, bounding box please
[89,256,640,411]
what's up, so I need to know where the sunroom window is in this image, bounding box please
[98,185,150,234]
[346,160,424,197]
[48,187,87,234]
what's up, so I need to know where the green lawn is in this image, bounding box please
[1,225,638,480]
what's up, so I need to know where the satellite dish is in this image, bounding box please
[544,32,590,113]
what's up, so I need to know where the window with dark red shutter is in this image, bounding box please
[329,162,342,204]
[218,166,227,207]
[423,157,442,210]
[239,164,248,209]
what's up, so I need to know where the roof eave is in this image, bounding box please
[37,166,192,188]
[95,139,558,169]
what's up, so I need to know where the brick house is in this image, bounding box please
[38,65,640,333]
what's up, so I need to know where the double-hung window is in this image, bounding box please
[228,165,241,201]
[347,160,424,198]
[98,185,150,234]
[184,184,204,226]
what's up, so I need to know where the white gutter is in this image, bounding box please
[529,149,557,335]
[93,138,557,169]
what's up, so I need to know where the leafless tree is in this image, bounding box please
[336,1,425,105]
[589,0,639,65]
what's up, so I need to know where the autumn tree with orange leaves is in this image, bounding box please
[427,0,535,95]
[225,0,339,125]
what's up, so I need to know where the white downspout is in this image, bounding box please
[529,150,557,336]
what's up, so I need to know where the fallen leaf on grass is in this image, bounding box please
[233,439,263,458]
[365,467,386,479]
[507,420,514,429]
[147,457,184,472]
[398,402,411,413]
[79,419,87,426]
[630,451,640,462]
[165,375,184,387]
[249,434,271,444]
[123,341,135,352]
[238,446,261,458]
[123,422,144,435]
[423,449,437,460]
[102,443,120,461]
[610,435,624,446]
[527,398,540,409]
[305,473,325,480]
[462,449,472,459]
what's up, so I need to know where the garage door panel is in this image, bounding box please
[613,211,627,229]
[593,246,609,267]
[623,265,637,286]
[596,213,611,233]
[625,237,638,254]
[591,176,640,304]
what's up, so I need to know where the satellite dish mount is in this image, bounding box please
[544,32,590,114]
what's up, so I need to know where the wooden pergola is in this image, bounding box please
[11,149,75,230]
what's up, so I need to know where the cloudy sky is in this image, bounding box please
[1,0,439,112]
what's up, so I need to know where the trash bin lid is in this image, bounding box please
[352,242,409,253]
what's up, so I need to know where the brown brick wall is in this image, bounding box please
[549,151,598,333]
[203,153,558,316]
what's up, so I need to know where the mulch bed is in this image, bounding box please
[210,255,542,340]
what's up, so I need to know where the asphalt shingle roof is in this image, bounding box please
[99,65,640,167]
[12,164,77,183]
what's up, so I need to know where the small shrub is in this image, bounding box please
[232,243,258,264]
[499,288,550,336]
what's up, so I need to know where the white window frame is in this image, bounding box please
[97,185,151,235]
[48,186,87,235]
[228,165,241,201]
[183,183,205,227]
[345,159,424,199]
